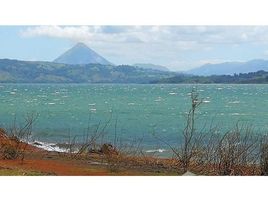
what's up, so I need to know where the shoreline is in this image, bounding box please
[30,140,168,154]
[0,128,263,176]
[0,129,180,175]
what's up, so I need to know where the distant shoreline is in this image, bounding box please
[1,58,268,84]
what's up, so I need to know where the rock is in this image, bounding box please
[33,142,42,146]
[100,143,118,155]
[182,171,197,176]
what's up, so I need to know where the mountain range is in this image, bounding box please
[0,59,174,83]
[0,43,178,83]
[187,59,268,75]
[1,42,268,83]
[54,43,268,76]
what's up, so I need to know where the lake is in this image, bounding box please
[0,84,268,153]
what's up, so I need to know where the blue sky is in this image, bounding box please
[1,26,268,71]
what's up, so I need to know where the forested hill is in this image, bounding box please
[0,59,174,83]
[151,70,268,84]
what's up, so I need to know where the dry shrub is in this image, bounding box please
[213,127,259,175]
[155,88,204,173]
[1,144,19,160]
[154,88,264,175]
[260,136,268,175]
[0,113,38,162]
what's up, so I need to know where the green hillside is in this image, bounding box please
[0,59,174,83]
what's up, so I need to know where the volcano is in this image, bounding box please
[54,43,112,65]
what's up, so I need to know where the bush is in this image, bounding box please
[260,137,268,175]
[1,144,19,160]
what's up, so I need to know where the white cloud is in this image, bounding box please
[21,26,95,42]
[21,26,268,45]
[263,50,268,56]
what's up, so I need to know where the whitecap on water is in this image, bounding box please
[38,95,47,98]
[88,103,96,106]
[228,101,240,104]
[30,141,68,153]
[154,97,163,102]
[146,149,166,153]
[48,102,55,105]
[231,113,242,116]
[169,92,177,95]
[128,103,135,105]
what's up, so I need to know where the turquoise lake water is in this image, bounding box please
[0,84,268,152]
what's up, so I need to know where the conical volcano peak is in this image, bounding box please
[54,43,112,65]
[74,42,89,48]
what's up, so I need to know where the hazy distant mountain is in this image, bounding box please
[133,63,170,71]
[187,59,268,75]
[54,43,112,65]
[0,59,174,83]
[152,70,268,84]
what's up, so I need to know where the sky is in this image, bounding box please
[1,26,268,71]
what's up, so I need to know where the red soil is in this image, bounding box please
[0,159,109,175]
